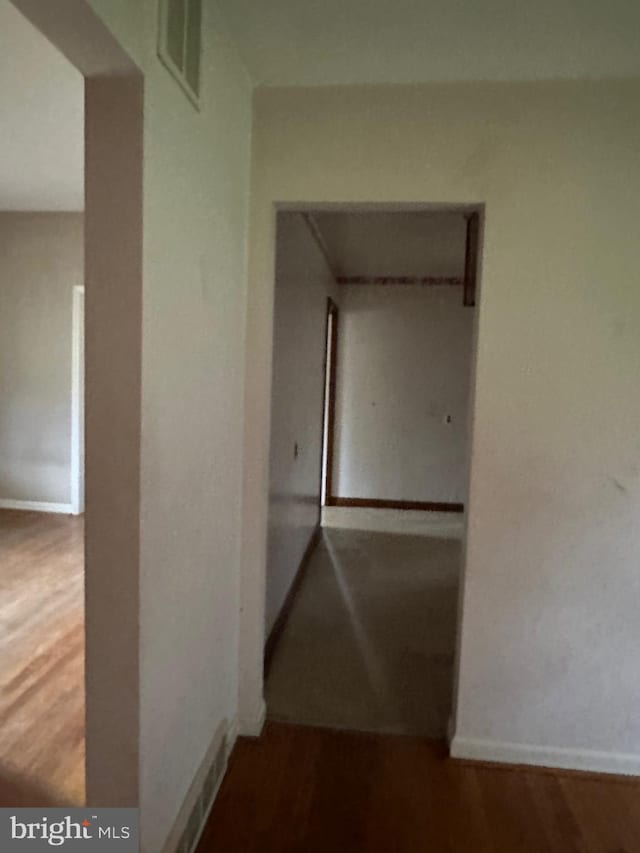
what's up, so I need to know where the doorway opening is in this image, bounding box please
[0,3,85,806]
[0,0,143,808]
[264,203,482,739]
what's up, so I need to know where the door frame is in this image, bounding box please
[12,0,144,806]
[70,284,85,515]
[320,297,339,506]
[238,200,484,734]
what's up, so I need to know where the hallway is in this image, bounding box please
[0,510,84,806]
[266,527,460,737]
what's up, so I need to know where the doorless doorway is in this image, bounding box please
[11,0,144,807]
[258,203,484,738]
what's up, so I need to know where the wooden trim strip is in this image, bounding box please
[464,212,479,307]
[328,497,464,513]
[336,275,463,286]
[323,300,339,503]
[264,525,322,678]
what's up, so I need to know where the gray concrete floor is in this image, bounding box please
[265,527,461,737]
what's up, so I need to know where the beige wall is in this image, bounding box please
[241,80,640,771]
[13,0,250,841]
[334,284,473,504]
[91,6,250,851]
[0,212,83,506]
[38,1,252,848]
[266,213,338,634]
[16,0,251,840]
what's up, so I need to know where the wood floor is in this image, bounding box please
[198,722,640,853]
[0,510,84,806]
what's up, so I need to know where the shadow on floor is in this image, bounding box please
[266,527,461,737]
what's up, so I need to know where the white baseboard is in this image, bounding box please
[446,714,456,747]
[0,499,73,515]
[450,735,640,777]
[321,505,464,538]
[161,717,238,853]
[237,691,267,738]
[227,716,239,747]
[240,698,266,738]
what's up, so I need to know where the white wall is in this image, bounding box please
[0,212,83,506]
[334,284,473,504]
[0,2,83,211]
[266,213,338,634]
[241,79,640,774]
[70,2,252,850]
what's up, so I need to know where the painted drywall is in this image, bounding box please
[34,1,252,849]
[83,72,143,809]
[333,284,473,504]
[217,0,640,86]
[266,212,338,635]
[0,213,83,505]
[240,80,640,772]
[0,3,83,210]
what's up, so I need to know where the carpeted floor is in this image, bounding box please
[265,527,461,737]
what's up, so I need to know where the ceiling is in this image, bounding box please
[0,2,83,211]
[310,211,467,280]
[2,1,637,210]
[218,0,640,87]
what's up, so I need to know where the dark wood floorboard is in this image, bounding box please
[197,722,640,853]
[0,510,84,806]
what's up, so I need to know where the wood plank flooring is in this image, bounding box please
[198,722,640,853]
[0,510,84,806]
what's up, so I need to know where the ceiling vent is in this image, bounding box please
[158,0,202,108]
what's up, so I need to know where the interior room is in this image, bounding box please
[0,1,85,806]
[265,208,477,737]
